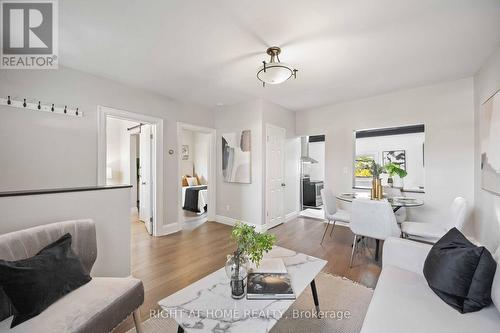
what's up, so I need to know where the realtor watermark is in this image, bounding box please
[1,0,58,69]
[150,308,352,321]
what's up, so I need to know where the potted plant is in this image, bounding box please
[383,162,408,187]
[225,222,276,299]
[371,161,384,179]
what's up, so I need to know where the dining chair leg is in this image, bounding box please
[320,220,330,245]
[329,221,336,237]
[349,235,357,268]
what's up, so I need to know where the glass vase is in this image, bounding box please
[225,252,249,299]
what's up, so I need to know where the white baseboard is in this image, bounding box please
[155,222,180,236]
[285,211,299,222]
[215,215,267,232]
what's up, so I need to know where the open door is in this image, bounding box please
[266,124,286,229]
[139,124,153,234]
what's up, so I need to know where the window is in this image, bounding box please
[353,125,425,192]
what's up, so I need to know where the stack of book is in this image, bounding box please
[246,258,295,300]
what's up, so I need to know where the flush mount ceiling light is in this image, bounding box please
[257,47,297,87]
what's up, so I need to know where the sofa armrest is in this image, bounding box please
[382,237,432,276]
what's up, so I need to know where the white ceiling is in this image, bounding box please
[60,0,500,111]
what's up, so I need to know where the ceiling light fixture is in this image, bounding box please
[257,47,297,87]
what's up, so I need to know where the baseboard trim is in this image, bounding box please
[156,222,180,236]
[285,211,299,222]
[215,215,267,232]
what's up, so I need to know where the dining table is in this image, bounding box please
[335,191,424,260]
[335,191,424,212]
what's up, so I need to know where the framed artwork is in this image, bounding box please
[181,145,189,160]
[382,150,406,170]
[222,130,251,183]
[480,89,500,195]
[354,153,377,178]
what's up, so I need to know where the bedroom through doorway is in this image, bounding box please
[98,106,164,237]
[177,123,216,230]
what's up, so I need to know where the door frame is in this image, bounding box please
[265,123,286,229]
[177,122,216,228]
[97,105,164,237]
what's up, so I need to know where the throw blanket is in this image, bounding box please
[183,185,208,213]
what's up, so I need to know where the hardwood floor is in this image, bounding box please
[114,217,381,332]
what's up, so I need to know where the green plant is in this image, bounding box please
[371,161,385,179]
[231,222,276,267]
[383,162,408,179]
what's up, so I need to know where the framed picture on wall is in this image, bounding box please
[382,150,406,170]
[222,130,251,183]
[480,89,500,195]
[181,145,189,160]
[354,153,377,178]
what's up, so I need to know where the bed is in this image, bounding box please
[182,185,208,213]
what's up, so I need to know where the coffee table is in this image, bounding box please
[158,246,327,333]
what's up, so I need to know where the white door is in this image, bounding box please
[266,124,286,229]
[139,124,153,235]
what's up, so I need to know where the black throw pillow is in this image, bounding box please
[423,227,497,313]
[0,233,92,327]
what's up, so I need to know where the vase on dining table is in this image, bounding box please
[371,178,383,200]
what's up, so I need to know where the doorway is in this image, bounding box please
[177,123,216,230]
[97,106,164,236]
[299,135,326,220]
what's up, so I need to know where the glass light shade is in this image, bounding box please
[257,63,294,85]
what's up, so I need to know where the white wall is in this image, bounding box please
[355,132,425,190]
[474,46,500,252]
[180,129,194,176]
[0,66,213,231]
[179,129,210,185]
[215,100,263,225]
[0,188,131,277]
[193,132,210,184]
[303,141,325,182]
[106,117,138,185]
[214,99,299,226]
[285,138,301,217]
[296,78,475,227]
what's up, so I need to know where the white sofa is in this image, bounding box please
[360,237,500,333]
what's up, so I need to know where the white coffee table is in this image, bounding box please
[158,246,327,333]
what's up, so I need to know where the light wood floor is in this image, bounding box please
[114,218,381,332]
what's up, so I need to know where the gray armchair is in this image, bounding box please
[0,219,144,333]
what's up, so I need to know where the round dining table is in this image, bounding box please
[335,191,423,261]
[336,192,424,212]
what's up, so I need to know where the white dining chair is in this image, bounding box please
[320,189,350,245]
[349,198,400,267]
[401,197,468,243]
[383,186,407,223]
